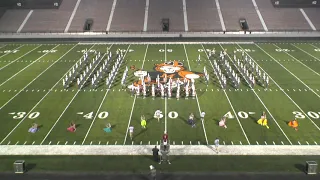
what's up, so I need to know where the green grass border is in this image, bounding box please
[0,155,319,173]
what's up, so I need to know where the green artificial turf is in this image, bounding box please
[0,42,319,146]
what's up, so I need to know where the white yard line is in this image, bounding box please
[123,44,148,145]
[106,0,117,32]
[251,0,268,31]
[300,9,316,31]
[256,44,320,99]
[201,44,250,145]
[1,145,320,155]
[82,44,132,145]
[215,0,226,31]
[0,45,25,60]
[220,43,292,145]
[143,0,149,32]
[64,0,82,32]
[0,45,60,88]
[0,44,80,145]
[237,43,320,131]
[0,45,41,71]
[40,45,100,145]
[273,44,320,77]
[164,44,168,133]
[17,10,33,33]
[291,44,320,62]
[183,44,208,144]
[182,0,189,32]
[0,45,77,110]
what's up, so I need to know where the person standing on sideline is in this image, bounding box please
[152,146,159,162]
[129,125,134,140]
[200,112,205,121]
[214,137,220,154]
[149,165,156,180]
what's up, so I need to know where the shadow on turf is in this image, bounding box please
[294,164,306,173]
[26,163,36,172]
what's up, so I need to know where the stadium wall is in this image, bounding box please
[0,31,320,42]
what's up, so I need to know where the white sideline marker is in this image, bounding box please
[182,141,183,145]
[182,0,189,31]
[198,141,200,145]
[23,141,27,145]
[65,141,68,145]
[64,0,81,32]
[306,141,309,145]
[106,0,117,32]
[248,112,255,114]
[223,141,225,145]
[99,141,101,145]
[256,141,259,145]
[173,141,175,145]
[298,141,301,145]
[148,141,150,145]
[273,141,275,145]
[17,10,33,33]
[231,141,234,145]
[215,0,226,31]
[314,141,317,145]
[143,0,149,31]
[240,141,242,145]
[7,141,10,145]
[140,141,142,145]
[300,8,316,31]
[264,141,267,145]
[57,141,60,145]
[90,141,93,145]
[107,141,109,145]
[49,141,51,145]
[115,141,117,145]
[74,141,76,145]
[281,141,284,145]
[190,141,192,145]
[32,141,35,145]
[15,141,19,145]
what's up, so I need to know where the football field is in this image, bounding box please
[0,41,320,146]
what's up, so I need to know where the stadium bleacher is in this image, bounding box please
[0,0,318,33]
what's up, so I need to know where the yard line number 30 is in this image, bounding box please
[9,112,40,119]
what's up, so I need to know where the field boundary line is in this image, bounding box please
[183,44,208,145]
[123,44,148,145]
[273,44,320,77]
[0,44,84,144]
[202,44,250,145]
[82,44,132,145]
[0,45,41,71]
[1,145,320,155]
[0,45,60,88]
[256,44,320,99]
[291,44,320,62]
[237,43,320,131]
[78,42,254,45]
[220,44,292,145]
[0,45,78,110]
[39,44,99,145]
